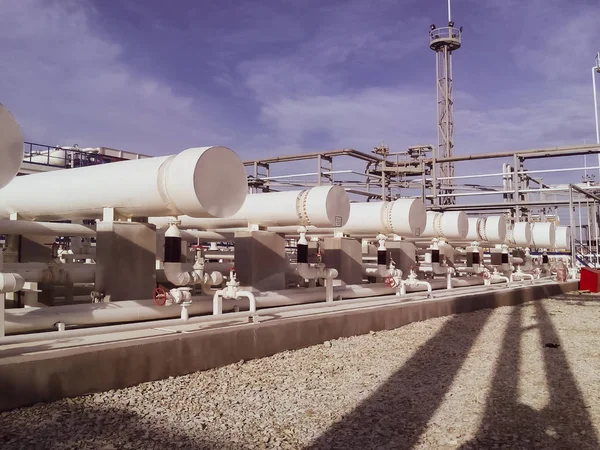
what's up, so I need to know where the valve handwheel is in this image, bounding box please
[153,287,168,306]
[384,276,398,288]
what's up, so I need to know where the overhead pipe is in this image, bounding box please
[0,146,247,220]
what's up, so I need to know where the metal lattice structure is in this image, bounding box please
[429,23,461,206]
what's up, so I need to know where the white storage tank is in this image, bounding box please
[422,211,469,240]
[0,146,248,220]
[531,222,556,249]
[0,104,23,190]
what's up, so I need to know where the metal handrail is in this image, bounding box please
[23,142,126,168]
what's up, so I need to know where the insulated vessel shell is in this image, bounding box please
[0,146,247,220]
[531,222,556,249]
[154,185,351,229]
[422,211,469,239]
[554,226,570,250]
[0,104,23,190]
[466,216,507,243]
[505,222,532,246]
[341,198,426,237]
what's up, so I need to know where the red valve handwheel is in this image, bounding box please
[153,287,168,306]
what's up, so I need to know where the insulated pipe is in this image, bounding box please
[505,222,532,247]
[341,198,426,236]
[0,219,95,237]
[465,216,507,243]
[162,223,200,286]
[554,226,571,251]
[151,185,351,230]
[531,222,556,249]
[0,104,23,190]
[422,211,469,240]
[4,278,516,334]
[0,146,247,220]
[7,264,96,284]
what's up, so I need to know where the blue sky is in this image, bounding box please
[1,0,599,163]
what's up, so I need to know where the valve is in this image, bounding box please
[153,286,168,306]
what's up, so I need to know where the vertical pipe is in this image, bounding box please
[593,67,600,145]
[448,0,452,22]
[593,67,600,182]
[569,186,576,264]
[0,293,4,337]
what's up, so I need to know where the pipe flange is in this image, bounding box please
[479,217,488,242]
[434,214,444,238]
[296,190,312,226]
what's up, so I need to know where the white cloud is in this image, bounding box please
[0,0,232,156]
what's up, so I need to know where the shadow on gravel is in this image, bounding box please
[306,302,495,450]
[458,300,599,450]
[0,403,242,450]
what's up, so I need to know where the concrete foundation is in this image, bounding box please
[0,281,577,412]
[95,221,157,301]
[323,237,363,285]
[234,231,286,291]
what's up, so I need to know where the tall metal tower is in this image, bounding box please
[429,0,462,206]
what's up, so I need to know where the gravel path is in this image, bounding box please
[1,293,599,449]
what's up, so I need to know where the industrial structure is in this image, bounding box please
[0,10,596,410]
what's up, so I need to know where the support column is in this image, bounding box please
[322,237,362,285]
[234,231,286,291]
[95,221,157,301]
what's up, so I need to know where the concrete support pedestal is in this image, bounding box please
[96,221,157,301]
[386,241,417,278]
[323,237,363,285]
[234,231,286,291]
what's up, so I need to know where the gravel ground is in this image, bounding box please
[1,293,600,450]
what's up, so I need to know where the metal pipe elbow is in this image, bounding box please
[163,262,194,286]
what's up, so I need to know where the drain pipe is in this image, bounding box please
[510,266,535,284]
[163,222,203,286]
[212,269,256,318]
[400,268,433,297]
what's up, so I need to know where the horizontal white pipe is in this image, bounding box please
[1,278,554,342]
[151,185,351,229]
[0,219,95,237]
[0,146,247,220]
[4,263,95,284]
[4,276,511,334]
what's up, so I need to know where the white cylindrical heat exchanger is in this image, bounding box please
[531,222,556,249]
[341,198,426,237]
[465,216,507,243]
[554,226,571,251]
[162,185,351,229]
[0,104,23,190]
[422,211,469,240]
[505,222,532,246]
[0,146,247,220]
